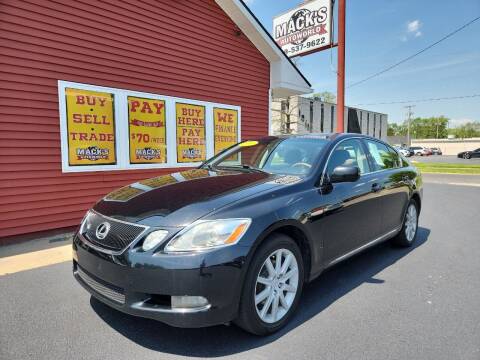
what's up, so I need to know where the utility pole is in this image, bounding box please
[404,105,415,146]
[336,0,346,132]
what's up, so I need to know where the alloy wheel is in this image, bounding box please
[405,204,417,242]
[254,248,299,324]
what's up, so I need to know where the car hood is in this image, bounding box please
[93,168,293,227]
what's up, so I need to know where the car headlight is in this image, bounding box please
[142,230,169,251]
[164,219,251,252]
[79,211,92,233]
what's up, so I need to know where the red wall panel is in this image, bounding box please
[0,0,270,238]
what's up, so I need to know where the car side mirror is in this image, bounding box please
[330,166,360,183]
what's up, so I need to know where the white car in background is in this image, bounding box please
[394,146,411,157]
[409,146,429,156]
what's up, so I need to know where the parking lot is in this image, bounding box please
[410,155,480,164]
[1,173,480,360]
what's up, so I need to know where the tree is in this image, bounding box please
[270,96,301,134]
[449,121,480,139]
[406,116,449,139]
[310,91,336,103]
[388,123,407,136]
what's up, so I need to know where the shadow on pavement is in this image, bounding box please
[91,227,430,357]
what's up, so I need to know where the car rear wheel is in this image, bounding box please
[391,199,418,247]
[235,233,304,335]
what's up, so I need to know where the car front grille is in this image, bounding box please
[76,266,125,304]
[81,211,147,253]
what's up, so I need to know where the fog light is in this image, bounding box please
[171,296,209,309]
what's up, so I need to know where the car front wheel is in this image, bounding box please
[465,153,471,159]
[235,233,304,335]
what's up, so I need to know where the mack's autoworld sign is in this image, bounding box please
[273,0,332,57]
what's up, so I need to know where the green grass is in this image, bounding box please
[413,162,480,175]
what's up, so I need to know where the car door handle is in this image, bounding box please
[371,183,383,192]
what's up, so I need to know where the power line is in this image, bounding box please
[353,93,480,106]
[346,16,480,89]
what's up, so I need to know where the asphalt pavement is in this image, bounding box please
[422,173,480,186]
[1,174,480,360]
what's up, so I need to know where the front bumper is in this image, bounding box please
[72,233,250,328]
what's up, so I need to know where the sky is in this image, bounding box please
[244,0,480,126]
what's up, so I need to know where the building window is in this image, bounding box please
[64,88,117,167]
[309,101,314,132]
[367,113,370,135]
[379,116,382,138]
[58,81,241,173]
[373,114,376,137]
[331,105,335,131]
[128,96,167,164]
[320,103,324,132]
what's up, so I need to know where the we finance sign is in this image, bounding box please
[273,0,332,57]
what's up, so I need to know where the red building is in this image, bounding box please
[0,0,311,240]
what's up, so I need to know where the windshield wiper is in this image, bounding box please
[200,163,216,171]
[221,164,268,173]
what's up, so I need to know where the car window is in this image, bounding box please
[326,139,371,176]
[365,140,400,171]
[389,146,403,167]
[207,137,329,176]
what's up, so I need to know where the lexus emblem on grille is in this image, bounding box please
[95,222,110,240]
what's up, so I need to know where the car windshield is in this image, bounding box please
[202,137,329,176]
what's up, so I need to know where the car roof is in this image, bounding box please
[252,133,380,143]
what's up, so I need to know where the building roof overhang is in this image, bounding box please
[215,0,313,98]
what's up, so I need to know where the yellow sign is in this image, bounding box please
[240,140,259,147]
[176,103,206,163]
[128,97,166,164]
[214,108,238,154]
[65,88,116,166]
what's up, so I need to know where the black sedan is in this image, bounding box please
[73,133,423,335]
[458,148,480,159]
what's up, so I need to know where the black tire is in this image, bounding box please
[235,233,304,335]
[391,199,419,247]
[465,153,471,159]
